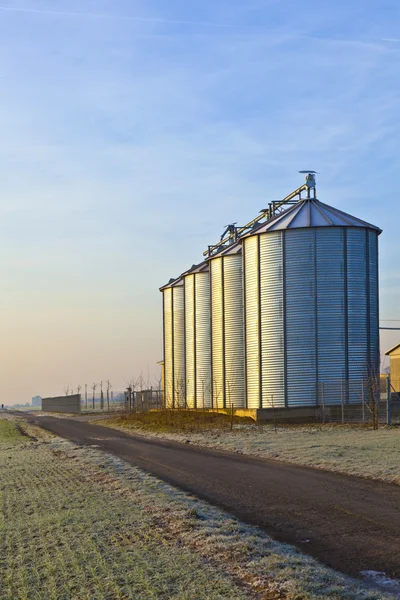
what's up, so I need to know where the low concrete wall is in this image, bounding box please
[202,408,259,421]
[256,406,319,423]
[42,395,81,414]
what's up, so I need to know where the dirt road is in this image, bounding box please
[26,414,400,582]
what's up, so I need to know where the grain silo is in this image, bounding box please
[241,174,381,409]
[160,172,381,416]
[208,242,245,408]
[183,262,212,408]
[160,277,185,408]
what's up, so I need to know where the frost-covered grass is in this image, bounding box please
[0,418,247,600]
[1,416,398,599]
[99,416,400,486]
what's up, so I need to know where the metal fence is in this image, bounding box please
[80,392,125,412]
[76,378,400,426]
[123,389,164,414]
[80,389,164,414]
[315,377,400,426]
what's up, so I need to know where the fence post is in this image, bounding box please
[361,380,365,424]
[321,382,325,424]
[387,376,392,426]
[341,380,345,424]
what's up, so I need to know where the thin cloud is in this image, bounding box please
[1,5,398,50]
[0,6,396,50]
[0,5,234,28]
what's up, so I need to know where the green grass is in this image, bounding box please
[103,409,255,434]
[0,419,26,445]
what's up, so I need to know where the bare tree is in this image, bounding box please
[155,375,163,409]
[84,384,88,409]
[100,380,104,410]
[63,384,70,396]
[136,372,145,393]
[212,378,223,413]
[175,376,186,409]
[355,358,382,430]
[106,380,111,412]
[92,383,97,411]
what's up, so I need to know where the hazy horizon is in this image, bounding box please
[1,0,400,405]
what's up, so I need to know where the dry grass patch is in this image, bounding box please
[104,409,254,434]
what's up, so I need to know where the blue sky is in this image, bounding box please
[1,0,399,402]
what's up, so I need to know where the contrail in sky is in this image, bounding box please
[0,5,234,28]
[1,6,399,46]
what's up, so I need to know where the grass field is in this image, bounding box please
[0,419,247,600]
[1,416,398,599]
[0,419,28,443]
[98,412,400,486]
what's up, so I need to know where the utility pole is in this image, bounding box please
[85,384,88,409]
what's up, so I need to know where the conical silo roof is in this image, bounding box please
[243,198,381,236]
[183,260,209,275]
[206,241,242,260]
[159,276,183,292]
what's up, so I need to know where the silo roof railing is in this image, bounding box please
[204,174,381,257]
[204,178,313,257]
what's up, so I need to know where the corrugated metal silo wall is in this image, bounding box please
[184,271,212,408]
[243,237,260,408]
[244,226,380,408]
[210,259,223,407]
[368,230,380,375]
[163,288,173,407]
[210,254,245,408]
[184,274,195,408]
[260,234,285,407]
[315,228,346,404]
[172,285,185,407]
[162,285,185,408]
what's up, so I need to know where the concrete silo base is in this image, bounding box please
[205,406,319,423]
[227,407,320,423]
